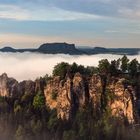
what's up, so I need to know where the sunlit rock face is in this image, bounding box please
[44,73,136,123]
[57,77,71,120]
[44,75,71,119]
[43,73,87,119]
[44,76,60,110]
[109,78,134,123]
[0,73,137,124]
[89,74,102,110]
[0,73,18,97]
[44,73,87,119]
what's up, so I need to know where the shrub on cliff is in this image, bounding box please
[128,59,139,77]
[53,62,98,80]
[98,59,110,75]
[33,91,45,110]
[121,55,129,72]
[53,62,70,79]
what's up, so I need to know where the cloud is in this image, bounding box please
[0,52,139,81]
[105,30,140,34]
[0,0,140,21]
[0,5,29,20]
[25,0,140,19]
[118,8,140,19]
[0,4,100,21]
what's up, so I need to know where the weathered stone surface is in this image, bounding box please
[0,73,35,97]
[0,73,18,97]
[0,73,138,124]
[44,73,136,123]
[44,76,60,109]
[109,78,134,123]
[89,74,102,109]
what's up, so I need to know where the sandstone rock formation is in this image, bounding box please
[0,73,139,124]
[109,78,134,123]
[0,73,36,98]
[43,73,136,123]
[0,73,18,97]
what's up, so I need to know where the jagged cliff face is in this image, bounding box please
[109,78,134,123]
[0,73,37,98]
[89,74,102,110]
[0,73,18,97]
[44,73,87,119]
[44,73,136,123]
[0,73,139,124]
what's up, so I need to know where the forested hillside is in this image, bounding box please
[0,55,140,140]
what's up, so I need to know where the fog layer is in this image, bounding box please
[0,52,140,81]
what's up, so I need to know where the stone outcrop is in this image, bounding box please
[0,73,139,124]
[0,73,18,97]
[0,73,36,98]
[109,78,134,123]
[89,74,102,110]
[44,73,137,123]
[44,73,89,119]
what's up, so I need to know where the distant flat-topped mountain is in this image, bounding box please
[38,43,81,54]
[0,43,140,55]
[0,43,83,55]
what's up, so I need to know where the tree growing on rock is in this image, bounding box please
[33,91,46,110]
[53,62,70,79]
[128,59,139,77]
[121,55,129,73]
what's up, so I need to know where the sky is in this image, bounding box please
[0,0,140,48]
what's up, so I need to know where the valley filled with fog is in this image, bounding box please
[0,52,140,81]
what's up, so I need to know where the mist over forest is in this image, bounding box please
[0,52,140,81]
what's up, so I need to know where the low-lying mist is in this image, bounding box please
[0,52,140,81]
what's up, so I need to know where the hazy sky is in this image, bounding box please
[0,0,140,48]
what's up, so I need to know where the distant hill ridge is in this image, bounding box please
[0,42,140,55]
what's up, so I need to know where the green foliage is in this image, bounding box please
[70,62,98,76]
[128,59,139,77]
[14,100,23,114]
[86,66,98,75]
[43,74,53,83]
[121,55,129,72]
[1,59,140,140]
[33,91,45,110]
[98,59,110,74]
[109,60,119,76]
[14,105,22,114]
[53,62,70,79]
[53,62,98,80]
